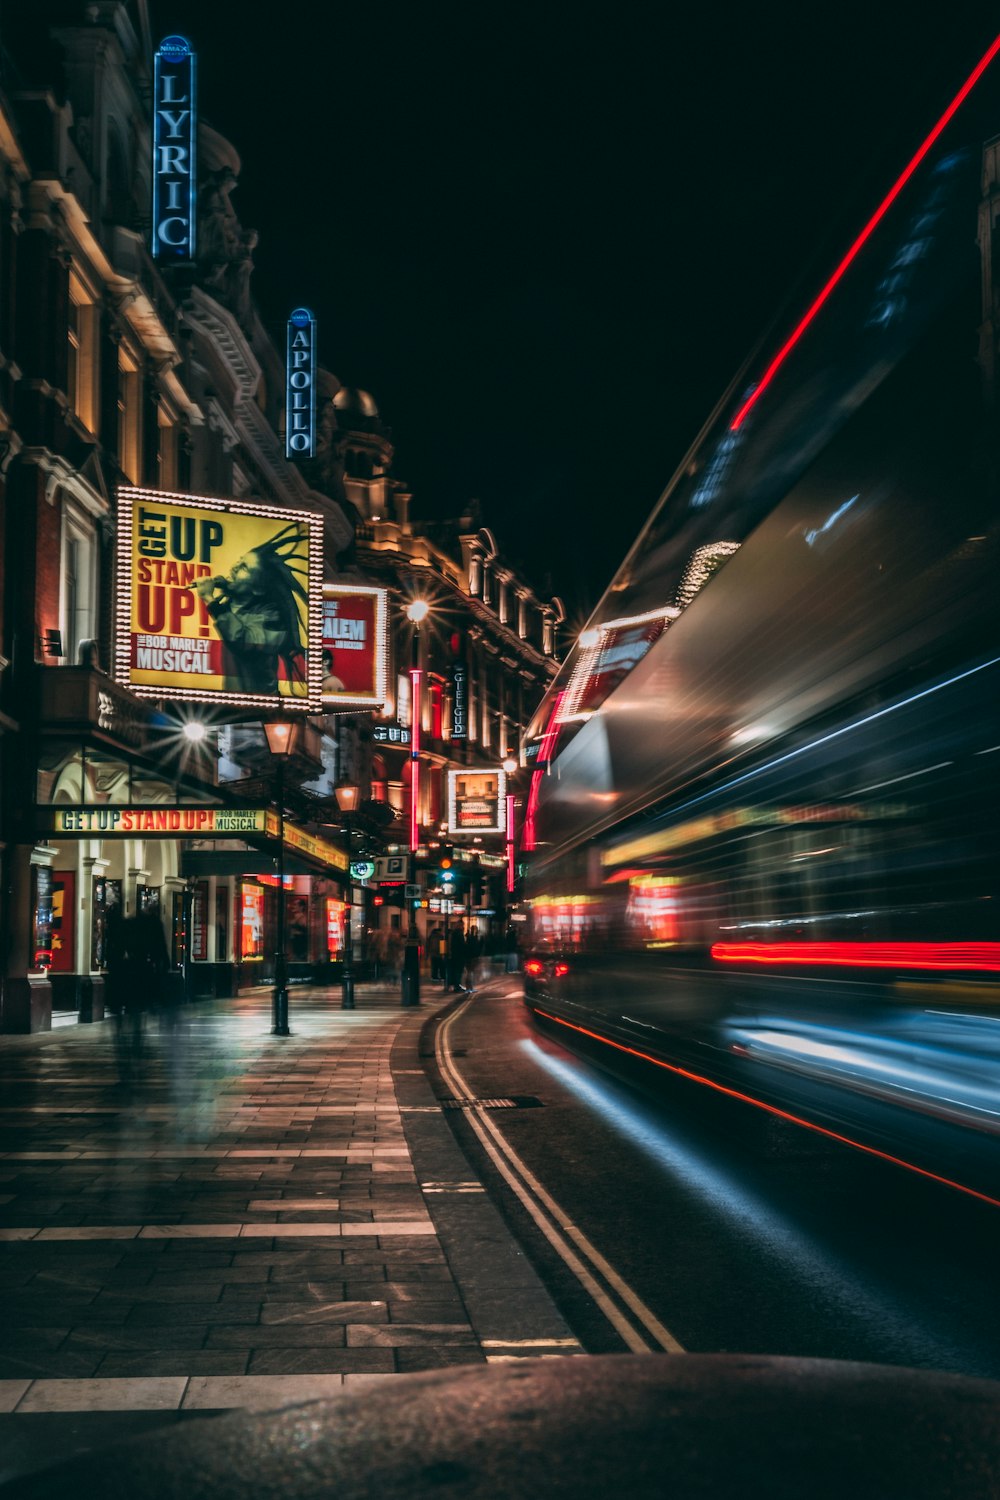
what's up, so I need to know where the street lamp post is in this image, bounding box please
[402,599,428,1007]
[334,778,360,1011]
[502,757,518,901]
[264,721,297,1037]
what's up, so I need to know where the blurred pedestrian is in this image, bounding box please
[464,926,483,990]
[386,929,404,981]
[107,911,146,1082]
[505,923,521,973]
[447,925,466,991]
[428,925,444,982]
[372,927,388,980]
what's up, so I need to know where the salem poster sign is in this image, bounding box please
[447,767,508,835]
[321,584,387,707]
[116,487,323,708]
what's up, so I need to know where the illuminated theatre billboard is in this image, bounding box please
[116,487,323,708]
[447,767,508,835]
[321,584,388,707]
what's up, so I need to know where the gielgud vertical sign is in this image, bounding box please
[115,487,323,708]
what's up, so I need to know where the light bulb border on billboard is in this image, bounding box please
[115,485,324,710]
[321,583,389,708]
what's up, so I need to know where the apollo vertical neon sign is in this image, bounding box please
[286,308,317,458]
[152,35,196,261]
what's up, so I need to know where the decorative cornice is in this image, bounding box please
[183,286,262,404]
[16,447,110,518]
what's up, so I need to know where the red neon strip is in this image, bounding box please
[711,941,1000,972]
[506,793,516,894]
[523,690,566,852]
[409,667,422,854]
[532,1007,1000,1210]
[730,30,1000,431]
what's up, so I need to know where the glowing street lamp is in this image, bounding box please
[334,777,360,1011]
[263,720,298,1036]
[402,600,429,1008]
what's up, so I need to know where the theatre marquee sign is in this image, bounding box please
[46,808,268,836]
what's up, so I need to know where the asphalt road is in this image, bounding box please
[430,978,1000,1380]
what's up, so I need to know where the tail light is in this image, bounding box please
[524,958,544,977]
[554,962,570,978]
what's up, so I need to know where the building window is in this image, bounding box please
[61,505,98,666]
[371,754,388,803]
[118,346,142,483]
[542,613,555,656]
[396,673,412,729]
[158,405,179,489]
[481,698,492,750]
[67,270,99,433]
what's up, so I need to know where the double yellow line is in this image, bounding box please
[435,993,684,1354]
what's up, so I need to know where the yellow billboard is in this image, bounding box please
[116,487,323,708]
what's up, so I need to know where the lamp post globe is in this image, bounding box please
[264,721,298,1037]
[334,779,360,1010]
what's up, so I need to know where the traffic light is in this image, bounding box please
[439,844,456,888]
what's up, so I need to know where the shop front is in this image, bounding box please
[9,668,220,1031]
[182,814,350,994]
[234,875,350,989]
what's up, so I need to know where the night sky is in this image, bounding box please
[152,3,1000,619]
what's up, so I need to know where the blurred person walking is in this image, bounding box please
[447,925,466,992]
[463,926,483,990]
[428,925,444,983]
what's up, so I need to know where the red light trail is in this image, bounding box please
[711,941,1000,972]
[730,30,1000,431]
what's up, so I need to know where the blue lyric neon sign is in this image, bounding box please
[286,308,317,457]
[152,35,196,260]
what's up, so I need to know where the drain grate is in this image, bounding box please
[438,1095,543,1111]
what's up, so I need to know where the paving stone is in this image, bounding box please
[346,1324,477,1347]
[125,1304,260,1326]
[257,1299,388,1326]
[0,1351,104,1380]
[181,1374,347,1409]
[97,1351,249,1376]
[245,1348,385,1376]
[17,1377,187,1412]
[395,1347,489,1372]
[65,1327,212,1352]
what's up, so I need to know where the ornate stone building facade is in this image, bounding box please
[0,3,563,1029]
[0,3,354,1030]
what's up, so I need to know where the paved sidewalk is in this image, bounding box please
[0,984,579,1482]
